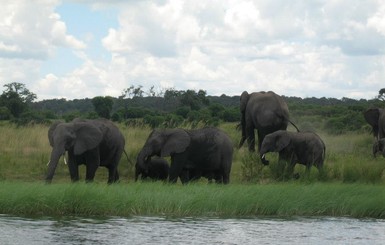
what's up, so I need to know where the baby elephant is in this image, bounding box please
[135,157,169,181]
[260,130,326,176]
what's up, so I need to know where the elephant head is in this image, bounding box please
[136,129,191,173]
[260,130,290,157]
[239,91,250,147]
[46,121,103,182]
[240,91,250,114]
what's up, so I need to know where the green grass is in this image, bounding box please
[0,182,384,218]
[1,122,385,218]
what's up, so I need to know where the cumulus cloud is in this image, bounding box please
[2,0,385,100]
[100,0,383,99]
[0,0,85,59]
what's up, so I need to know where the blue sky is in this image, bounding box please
[1,1,385,100]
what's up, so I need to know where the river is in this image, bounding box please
[0,215,384,244]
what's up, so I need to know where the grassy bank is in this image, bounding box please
[0,122,385,218]
[0,122,385,184]
[0,182,384,218]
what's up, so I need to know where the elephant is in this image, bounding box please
[46,118,125,184]
[239,91,298,165]
[135,157,169,181]
[260,130,325,177]
[136,127,233,184]
[364,108,385,157]
[373,138,385,157]
[364,108,385,140]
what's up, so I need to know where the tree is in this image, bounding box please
[378,88,385,101]
[91,96,114,119]
[0,82,37,118]
[180,89,209,110]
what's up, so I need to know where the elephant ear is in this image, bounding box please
[161,129,191,157]
[240,91,249,113]
[73,122,103,155]
[275,133,291,152]
[364,108,380,137]
[48,121,62,147]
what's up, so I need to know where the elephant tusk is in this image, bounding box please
[47,161,50,166]
[262,154,266,159]
[63,155,68,165]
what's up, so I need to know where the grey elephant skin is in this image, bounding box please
[364,108,385,157]
[260,130,325,175]
[46,118,125,184]
[135,157,169,181]
[239,91,296,165]
[364,108,385,139]
[136,127,233,184]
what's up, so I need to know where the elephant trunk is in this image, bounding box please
[46,146,65,183]
[239,112,247,148]
[136,146,153,179]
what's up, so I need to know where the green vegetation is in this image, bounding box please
[1,83,385,218]
[0,182,384,218]
[0,122,385,218]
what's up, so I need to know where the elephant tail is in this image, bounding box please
[289,120,300,132]
[123,149,134,179]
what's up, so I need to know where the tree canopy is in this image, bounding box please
[0,82,37,118]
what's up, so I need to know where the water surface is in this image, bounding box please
[0,215,384,244]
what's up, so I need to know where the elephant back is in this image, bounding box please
[248,91,289,128]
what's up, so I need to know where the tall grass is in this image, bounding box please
[0,182,384,218]
[1,122,385,218]
[0,122,384,184]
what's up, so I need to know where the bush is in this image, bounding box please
[144,115,165,128]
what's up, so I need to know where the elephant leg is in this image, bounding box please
[246,127,255,152]
[67,154,79,182]
[85,165,98,183]
[107,167,119,184]
[286,162,296,179]
[178,169,190,184]
[68,164,79,182]
[85,151,100,183]
[169,155,185,184]
[222,172,230,184]
[258,131,269,165]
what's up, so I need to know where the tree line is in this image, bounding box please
[1,82,384,134]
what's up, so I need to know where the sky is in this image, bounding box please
[1,0,385,101]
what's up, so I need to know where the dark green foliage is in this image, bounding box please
[0,82,37,118]
[0,106,11,120]
[9,85,383,132]
[144,115,165,128]
[91,96,114,119]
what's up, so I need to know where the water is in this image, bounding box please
[0,215,384,244]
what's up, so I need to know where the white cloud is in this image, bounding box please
[0,1,85,59]
[2,0,385,100]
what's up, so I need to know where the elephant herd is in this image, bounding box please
[45,90,380,184]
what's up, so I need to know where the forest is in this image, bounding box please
[0,82,384,135]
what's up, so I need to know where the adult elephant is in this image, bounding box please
[46,118,125,184]
[135,157,169,181]
[364,108,385,139]
[136,127,233,184]
[364,108,385,157]
[239,91,297,165]
[260,130,325,177]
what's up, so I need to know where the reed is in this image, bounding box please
[0,182,384,218]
